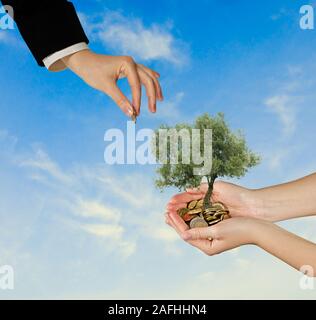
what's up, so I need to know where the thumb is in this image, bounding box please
[181,226,215,241]
[105,83,135,117]
[187,183,208,194]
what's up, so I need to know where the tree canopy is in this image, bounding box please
[153,113,260,191]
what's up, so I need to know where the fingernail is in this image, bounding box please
[151,101,156,113]
[128,107,134,116]
[181,232,191,241]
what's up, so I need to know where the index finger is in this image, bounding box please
[169,192,203,205]
[182,227,215,241]
[169,212,215,254]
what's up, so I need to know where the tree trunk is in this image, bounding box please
[203,176,216,210]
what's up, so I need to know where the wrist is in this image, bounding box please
[249,189,277,222]
[250,218,275,247]
[62,48,92,69]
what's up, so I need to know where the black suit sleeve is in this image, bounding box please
[1,0,89,66]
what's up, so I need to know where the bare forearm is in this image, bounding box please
[254,220,316,276]
[254,173,316,221]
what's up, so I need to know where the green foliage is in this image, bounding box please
[152,113,260,191]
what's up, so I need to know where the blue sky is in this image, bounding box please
[1,0,316,299]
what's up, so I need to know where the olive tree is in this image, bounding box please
[152,113,260,208]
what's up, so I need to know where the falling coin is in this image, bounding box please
[131,109,137,123]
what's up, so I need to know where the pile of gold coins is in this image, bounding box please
[177,199,230,229]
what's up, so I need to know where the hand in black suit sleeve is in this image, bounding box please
[1,0,89,66]
[1,0,163,117]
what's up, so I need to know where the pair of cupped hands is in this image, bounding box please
[165,181,271,256]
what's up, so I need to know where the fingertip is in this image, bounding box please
[166,204,173,211]
[149,99,157,113]
[127,105,134,117]
[181,231,191,241]
[169,212,178,222]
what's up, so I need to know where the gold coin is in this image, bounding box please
[204,215,217,221]
[212,202,226,210]
[177,208,189,217]
[188,208,203,215]
[189,217,208,229]
[214,212,224,218]
[187,200,198,210]
[208,218,221,226]
[204,208,217,215]
[196,199,204,208]
[183,213,197,222]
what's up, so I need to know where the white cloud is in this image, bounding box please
[270,8,288,21]
[15,147,136,258]
[75,199,121,222]
[2,129,316,299]
[265,95,296,136]
[83,11,188,65]
[153,92,185,120]
[81,223,124,240]
[11,143,179,259]
[19,148,72,185]
[266,148,291,170]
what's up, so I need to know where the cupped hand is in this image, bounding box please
[166,181,263,220]
[62,49,163,117]
[165,211,260,256]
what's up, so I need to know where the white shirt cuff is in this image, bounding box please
[43,42,89,72]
